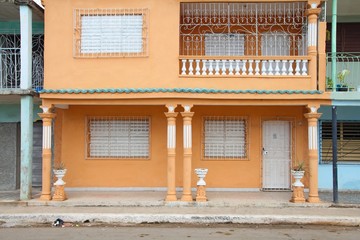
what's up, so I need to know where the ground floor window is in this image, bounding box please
[203,116,248,160]
[320,121,360,162]
[86,116,150,159]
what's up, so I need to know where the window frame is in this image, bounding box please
[202,116,249,161]
[320,120,360,163]
[85,116,151,160]
[73,8,149,58]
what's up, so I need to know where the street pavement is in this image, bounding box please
[0,189,359,227]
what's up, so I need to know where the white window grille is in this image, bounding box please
[205,34,245,56]
[320,121,360,162]
[87,116,150,159]
[74,8,149,57]
[203,116,247,160]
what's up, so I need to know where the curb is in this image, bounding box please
[1,213,360,227]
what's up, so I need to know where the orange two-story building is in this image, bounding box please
[39,0,330,202]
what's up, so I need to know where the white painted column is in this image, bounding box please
[164,105,178,202]
[180,105,194,202]
[304,105,322,203]
[38,106,56,201]
[19,4,33,200]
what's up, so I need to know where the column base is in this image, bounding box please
[307,195,321,203]
[165,194,177,202]
[39,193,52,201]
[52,185,67,201]
[180,194,193,202]
[290,186,305,203]
[196,185,207,202]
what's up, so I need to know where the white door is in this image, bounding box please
[262,121,291,190]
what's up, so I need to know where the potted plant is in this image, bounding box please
[291,161,305,187]
[327,69,351,91]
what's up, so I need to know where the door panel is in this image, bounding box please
[262,121,291,190]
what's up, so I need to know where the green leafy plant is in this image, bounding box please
[293,161,305,172]
[54,161,65,170]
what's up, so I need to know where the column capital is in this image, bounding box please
[181,104,193,113]
[180,111,194,119]
[165,112,178,119]
[165,104,177,113]
[38,112,56,120]
[306,8,321,17]
[304,112,322,120]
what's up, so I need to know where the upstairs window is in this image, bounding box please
[74,8,149,57]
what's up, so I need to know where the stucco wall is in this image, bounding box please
[318,106,360,190]
[58,105,308,189]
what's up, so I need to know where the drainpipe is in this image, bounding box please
[331,0,339,204]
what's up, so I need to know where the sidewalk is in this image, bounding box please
[1,190,360,227]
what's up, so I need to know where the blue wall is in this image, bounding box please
[0,104,41,122]
[318,106,360,190]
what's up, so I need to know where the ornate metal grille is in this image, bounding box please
[202,116,248,160]
[86,116,150,159]
[180,2,308,56]
[0,33,44,90]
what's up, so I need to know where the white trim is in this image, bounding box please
[43,125,51,149]
[183,125,192,148]
[20,5,32,90]
[167,125,176,148]
[308,22,317,47]
[308,125,318,150]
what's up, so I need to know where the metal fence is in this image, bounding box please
[0,33,44,91]
[326,52,360,92]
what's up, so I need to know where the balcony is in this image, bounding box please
[326,52,360,92]
[179,2,311,79]
[0,34,44,92]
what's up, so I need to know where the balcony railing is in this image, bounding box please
[180,56,309,76]
[326,52,360,92]
[0,34,44,91]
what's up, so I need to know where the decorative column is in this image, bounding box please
[306,1,321,89]
[180,105,194,202]
[19,3,33,201]
[304,105,322,203]
[38,105,56,201]
[164,105,178,201]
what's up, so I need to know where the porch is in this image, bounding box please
[1,188,360,207]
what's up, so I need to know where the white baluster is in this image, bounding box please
[288,60,294,76]
[241,60,247,75]
[221,60,227,75]
[281,60,288,75]
[268,60,274,75]
[302,60,308,75]
[255,60,260,75]
[295,60,301,75]
[274,60,280,75]
[195,59,201,75]
[215,60,220,75]
[248,60,254,75]
[188,59,194,75]
[235,60,240,75]
[208,60,214,75]
[261,60,267,75]
[181,59,187,75]
[228,60,234,75]
[201,60,208,76]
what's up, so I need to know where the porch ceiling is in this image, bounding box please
[326,0,360,22]
[0,0,43,22]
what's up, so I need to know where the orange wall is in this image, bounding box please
[58,105,308,188]
[44,0,318,92]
